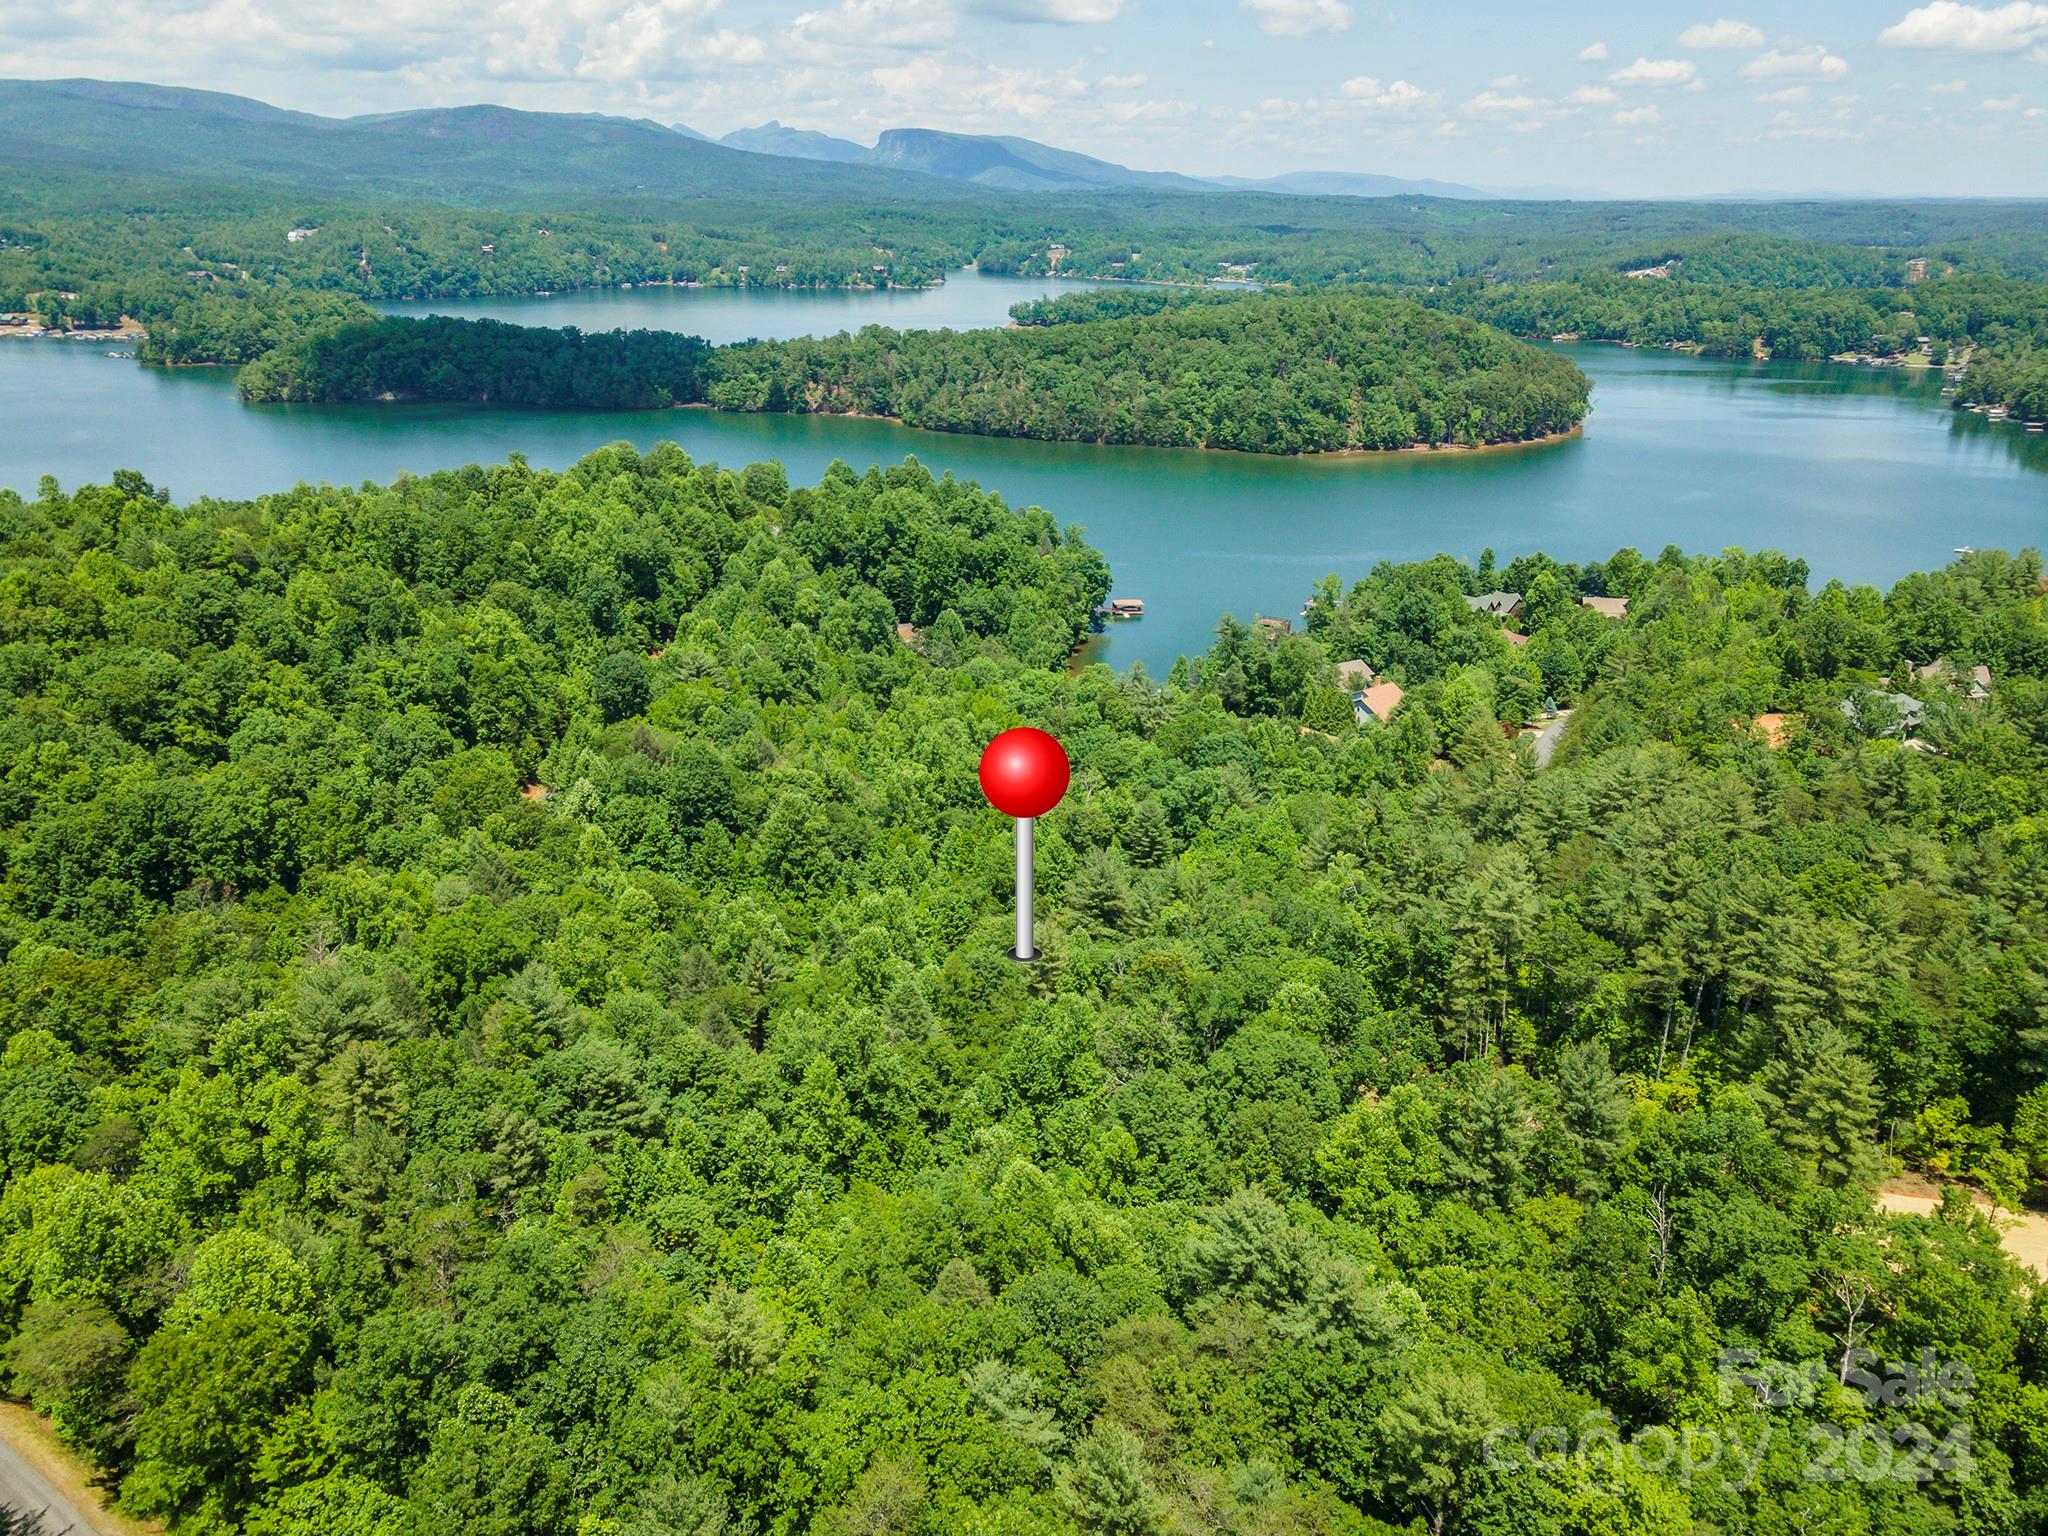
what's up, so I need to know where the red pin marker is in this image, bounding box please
[979,727,1070,962]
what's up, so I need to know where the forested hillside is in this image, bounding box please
[1417,273,2048,364]
[707,296,1589,450]
[1012,273,2048,375]
[1959,346,2048,421]
[236,297,1592,454]
[2,449,2047,1535]
[236,318,715,410]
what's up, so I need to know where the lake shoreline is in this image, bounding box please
[670,403,1587,458]
[249,391,1586,457]
[0,321,145,343]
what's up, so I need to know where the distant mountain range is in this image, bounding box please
[0,78,952,204]
[717,121,867,165]
[707,119,1486,199]
[0,77,1499,206]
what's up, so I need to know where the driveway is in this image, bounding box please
[1878,1184,2048,1277]
[0,1415,107,1536]
[1531,710,1572,768]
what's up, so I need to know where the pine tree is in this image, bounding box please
[1556,1040,1630,1196]
[482,1104,546,1214]
[1301,682,1356,734]
[964,1359,1065,1454]
[1372,1371,1496,1536]
[1754,1024,1884,1190]
[620,1471,733,1536]
[1067,847,1135,933]
[1122,799,1172,868]
[1440,1065,1538,1209]
[1058,1423,1167,1536]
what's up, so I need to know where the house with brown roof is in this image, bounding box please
[1580,594,1630,619]
[1335,659,1377,689]
[1356,682,1405,725]
[1751,713,1791,749]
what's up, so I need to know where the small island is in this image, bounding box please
[235,293,1592,455]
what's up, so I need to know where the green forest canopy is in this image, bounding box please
[3,448,2048,1536]
[234,297,1593,453]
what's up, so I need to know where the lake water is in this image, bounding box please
[373,267,1114,344]
[4,270,2043,672]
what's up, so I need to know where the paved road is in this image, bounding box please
[0,1432,101,1536]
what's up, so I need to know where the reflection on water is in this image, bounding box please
[1947,409,2048,475]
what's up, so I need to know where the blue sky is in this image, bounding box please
[4,0,2046,194]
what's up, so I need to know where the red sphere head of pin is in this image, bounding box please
[979,728,1070,819]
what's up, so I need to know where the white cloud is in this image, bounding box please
[968,0,1123,20]
[1577,40,1609,60]
[1742,44,1849,77]
[1614,103,1662,124]
[1236,95,1303,124]
[1463,88,1539,112]
[1756,84,1810,100]
[1610,56,1698,84]
[1338,74,1436,111]
[1926,76,1970,89]
[462,0,775,82]
[1099,71,1146,88]
[1878,1,2048,50]
[1982,91,2024,105]
[1680,18,1765,48]
[1570,84,1618,103]
[862,51,1125,126]
[1230,76,1438,133]
[1490,72,1526,87]
[17,0,777,85]
[1239,0,1352,36]
[791,0,953,51]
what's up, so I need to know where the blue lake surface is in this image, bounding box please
[5,269,2042,672]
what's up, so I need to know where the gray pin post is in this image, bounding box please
[977,727,1070,964]
[1014,815,1035,960]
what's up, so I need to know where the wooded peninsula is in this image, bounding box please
[233,297,1593,454]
